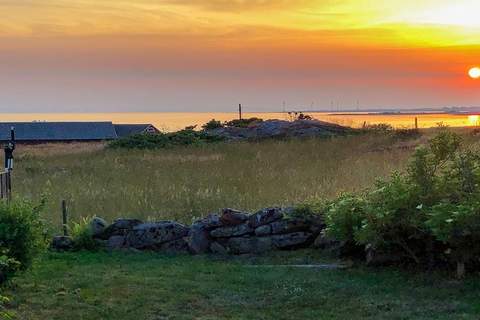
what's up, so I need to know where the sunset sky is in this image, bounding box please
[1,0,480,112]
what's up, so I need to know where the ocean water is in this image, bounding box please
[0,112,476,132]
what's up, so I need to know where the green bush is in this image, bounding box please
[0,200,47,281]
[108,129,225,149]
[71,217,99,251]
[202,119,223,130]
[225,117,263,128]
[0,294,14,319]
[321,128,480,275]
[356,174,428,263]
[324,194,366,245]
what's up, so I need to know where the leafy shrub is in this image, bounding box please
[0,200,46,282]
[0,294,14,319]
[225,117,263,128]
[426,200,480,268]
[324,194,366,246]
[108,130,225,149]
[356,174,429,263]
[71,217,99,251]
[321,128,480,275]
[202,119,223,130]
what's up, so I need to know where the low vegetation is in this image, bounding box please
[297,127,480,277]
[4,251,480,319]
[0,200,46,283]
[4,126,480,318]
[108,128,224,150]
[14,132,416,226]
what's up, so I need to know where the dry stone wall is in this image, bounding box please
[52,207,325,255]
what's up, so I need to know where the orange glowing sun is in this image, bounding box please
[469,67,480,79]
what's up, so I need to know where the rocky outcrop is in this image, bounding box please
[206,119,351,141]
[53,207,325,256]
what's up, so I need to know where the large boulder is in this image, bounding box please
[194,214,223,229]
[269,219,311,235]
[51,236,73,251]
[187,222,211,254]
[210,241,228,255]
[160,238,189,253]
[107,235,126,250]
[220,208,249,226]
[125,221,189,250]
[98,218,143,240]
[225,236,273,254]
[210,223,253,238]
[248,207,283,228]
[271,232,312,249]
[90,217,108,238]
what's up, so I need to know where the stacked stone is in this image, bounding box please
[52,207,325,255]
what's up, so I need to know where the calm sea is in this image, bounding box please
[0,112,477,131]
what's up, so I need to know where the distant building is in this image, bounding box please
[114,124,160,138]
[0,122,159,143]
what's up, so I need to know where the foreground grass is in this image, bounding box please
[3,251,480,320]
[14,134,422,226]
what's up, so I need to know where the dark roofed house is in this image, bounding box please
[114,124,160,138]
[0,122,159,143]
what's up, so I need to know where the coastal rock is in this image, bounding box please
[248,207,284,228]
[220,208,250,226]
[207,119,351,141]
[51,236,73,251]
[125,221,189,250]
[98,218,143,240]
[210,223,253,238]
[90,217,108,237]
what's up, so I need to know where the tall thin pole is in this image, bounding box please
[62,200,68,236]
[238,104,242,120]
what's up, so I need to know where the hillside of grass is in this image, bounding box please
[13,133,423,226]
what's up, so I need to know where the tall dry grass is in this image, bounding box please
[11,134,422,227]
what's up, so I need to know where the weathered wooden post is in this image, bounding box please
[238,104,242,120]
[414,117,418,129]
[62,200,68,236]
[2,126,15,202]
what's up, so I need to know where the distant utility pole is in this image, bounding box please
[238,104,242,120]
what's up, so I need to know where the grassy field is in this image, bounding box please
[13,133,425,227]
[4,250,480,320]
[4,129,480,319]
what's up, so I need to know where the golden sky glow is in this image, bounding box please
[0,0,479,112]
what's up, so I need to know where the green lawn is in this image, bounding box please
[4,251,480,320]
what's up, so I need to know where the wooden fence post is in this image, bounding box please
[62,200,68,236]
[415,117,418,129]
